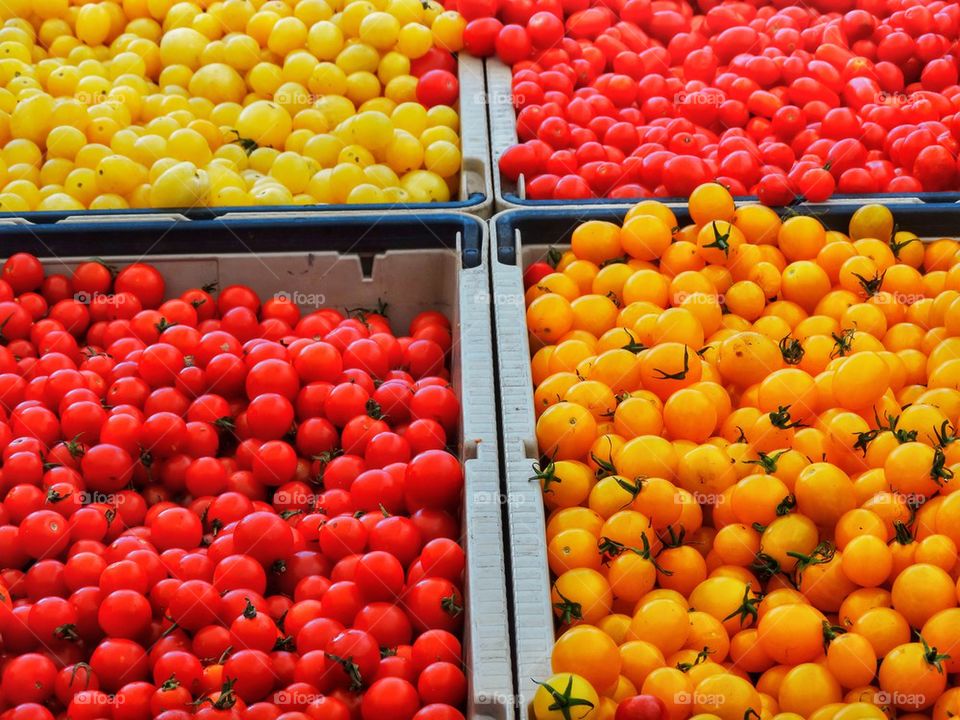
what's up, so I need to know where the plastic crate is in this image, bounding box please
[488,203,960,718]
[21,212,514,720]
[486,58,960,211]
[0,56,493,224]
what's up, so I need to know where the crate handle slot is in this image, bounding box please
[494,222,517,266]
[461,225,484,269]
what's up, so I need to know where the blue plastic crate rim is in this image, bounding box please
[494,202,960,266]
[0,194,488,224]
[0,212,485,270]
[500,190,960,208]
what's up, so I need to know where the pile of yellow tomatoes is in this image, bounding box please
[0,0,466,211]
[527,183,960,720]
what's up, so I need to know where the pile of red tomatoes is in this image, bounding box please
[456,0,960,202]
[0,253,468,720]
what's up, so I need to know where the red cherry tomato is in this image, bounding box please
[615,695,670,720]
[416,70,459,108]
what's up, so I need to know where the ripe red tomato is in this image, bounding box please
[354,551,405,601]
[326,629,380,689]
[90,638,149,692]
[114,264,165,309]
[72,261,112,296]
[354,602,413,648]
[305,696,351,720]
[416,70,460,108]
[0,254,468,720]
[361,678,420,720]
[229,598,281,652]
[246,392,295,440]
[413,706,466,720]
[3,254,44,294]
[463,17,503,56]
[410,47,457,77]
[915,145,957,190]
[457,0,496,20]
[527,11,564,49]
[798,167,836,202]
[1,653,57,704]
[98,589,152,638]
[81,444,135,492]
[499,143,539,182]
[222,649,276,703]
[756,172,795,205]
[404,577,464,634]
[496,24,533,64]
[19,510,71,559]
[404,450,462,512]
[234,511,295,564]
[417,662,467,706]
[615,695,670,720]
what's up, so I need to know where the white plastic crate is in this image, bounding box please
[485,58,942,212]
[3,56,494,224]
[25,212,513,720]
[486,202,960,718]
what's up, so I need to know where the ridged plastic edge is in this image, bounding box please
[488,212,554,719]
[459,55,495,219]
[486,59,524,213]
[458,217,517,720]
[485,57,944,212]
[28,215,512,719]
[483,201,960,720]
[10,57,493,225]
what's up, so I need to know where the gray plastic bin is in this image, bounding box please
[20,212,512,720]
[488,211,555,719]
[487,202,960,718]
[0,56,493,224]
[486,58,954,211]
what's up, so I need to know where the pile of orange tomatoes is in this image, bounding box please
[525,183,960,720]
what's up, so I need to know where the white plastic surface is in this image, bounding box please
[487,59,523,212]
[459,54,495,217]
[60,213,188,223]
[16,58,493,224]
[39,217,513,719]
[489,217,555,719]
[486,57,936,211]
[486,207,951,720]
